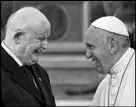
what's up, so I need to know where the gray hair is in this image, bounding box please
[5,6,50,36]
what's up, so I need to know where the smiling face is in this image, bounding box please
[85,26,114,74]
[14,27,50,65]
[4,7,51,66]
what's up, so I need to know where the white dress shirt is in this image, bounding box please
[1,41,23,66]
[91,47,135,106]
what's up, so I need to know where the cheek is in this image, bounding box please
[97,46,110,65]
[25,45,33,54]
[16,44,27,55]
[28,42,41,54]
[99,44,109,55]
[22,44,36,58]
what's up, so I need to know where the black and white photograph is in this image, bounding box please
[1,1,135,106]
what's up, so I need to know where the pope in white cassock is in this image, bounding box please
[84,16,135,106]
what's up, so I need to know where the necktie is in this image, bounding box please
[21,65,40,91]
[22,65,54,106]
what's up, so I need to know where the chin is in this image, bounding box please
[24,60,36,65]
[97,66,106,75]
[30,54,39,64]
[101,68,109,74]
[98,69,105,74]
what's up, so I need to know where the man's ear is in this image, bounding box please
[14,31,24,44]
[108,37,118,54]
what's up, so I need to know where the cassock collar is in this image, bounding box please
[110,47,135,75]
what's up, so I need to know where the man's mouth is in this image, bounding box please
[89,54,103,73]
[34,49,42,55]
[91,56,100,68]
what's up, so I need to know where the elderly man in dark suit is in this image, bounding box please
[1,6,56,106]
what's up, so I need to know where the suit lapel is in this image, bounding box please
[1,46,44,104]
[34,64,55,105]
[34,63,52,95]
[11,65,45,103]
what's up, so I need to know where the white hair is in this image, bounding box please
[5,6,50,36]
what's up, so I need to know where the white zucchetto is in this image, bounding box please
[91,16,129,36]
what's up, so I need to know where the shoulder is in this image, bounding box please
[127,52,135,74]
[130,52,135,65]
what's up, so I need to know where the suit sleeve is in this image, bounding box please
[1,66,25,106]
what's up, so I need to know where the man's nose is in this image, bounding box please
[42,40,48,47]
[41,40,48,52]
[86,51,92,59]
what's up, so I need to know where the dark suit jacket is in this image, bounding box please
[1,46,56,106]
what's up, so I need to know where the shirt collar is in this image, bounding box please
[110,47,135,75]
[1,41,23,67]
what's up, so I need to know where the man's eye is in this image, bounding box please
[87,44,94,50]
[38,36,46,41]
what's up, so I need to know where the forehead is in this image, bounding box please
[85,26,103,46]
[33,26,50,38]
[27,19,50,36]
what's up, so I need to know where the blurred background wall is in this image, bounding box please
[1,1,135,106]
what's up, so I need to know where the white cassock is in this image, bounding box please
[91,47,135,106]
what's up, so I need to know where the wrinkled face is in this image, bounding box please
[84,27,113,74]
[15,28,50,65]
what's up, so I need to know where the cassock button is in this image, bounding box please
[112,84,116,87]
[113,75,116,79]
[111,100,115,106]
[111,92,116,96]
